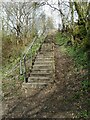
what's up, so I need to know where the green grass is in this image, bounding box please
[78,110,89,118]
[55,32,89,118]
[26,35,45,60]
[55,32,87,70]
[66,47,87,69]
[81,79,89,92]
[55,32,68,45]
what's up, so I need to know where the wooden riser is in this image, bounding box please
[22,41,55,91]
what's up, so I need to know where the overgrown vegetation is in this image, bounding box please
[1,0,90,119]
[2,33,31,74]
[55,31,89,118]
[2,34,46,96]
[1,1,54,77]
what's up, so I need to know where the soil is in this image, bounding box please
[2,38,88,119]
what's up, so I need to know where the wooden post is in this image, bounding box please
[24,57,27,83]
[20,60,23,75]
[87,12,90,81]
[31,47,32,67]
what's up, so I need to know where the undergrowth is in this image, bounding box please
[55,31,89,118]
[55,32,88,70]
[2,34,46,98]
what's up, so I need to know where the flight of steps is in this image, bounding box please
[22,40,55,96]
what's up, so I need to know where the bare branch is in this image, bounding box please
[46,2,64,16]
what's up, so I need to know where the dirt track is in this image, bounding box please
[2,41,88,119]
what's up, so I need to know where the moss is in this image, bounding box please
[73,25,79,36]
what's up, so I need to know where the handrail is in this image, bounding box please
[3,32,47,81]
[3,37,37,79]
[23,36,37,59]
[20,33,47,83]
[20,36,37,83]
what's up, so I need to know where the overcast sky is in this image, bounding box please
[0,0,90,29]
[0,0,63,29]
[1,0,88,2]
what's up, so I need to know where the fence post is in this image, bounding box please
[20,60,23,75]
[31,47,32,67]
[24,56,27,83]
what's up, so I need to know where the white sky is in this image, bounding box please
[1,0,90,2]
[1,0,90,29]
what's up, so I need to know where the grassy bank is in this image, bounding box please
[54,32,89,118]
[55,32,87,69]
[2,34,46,99]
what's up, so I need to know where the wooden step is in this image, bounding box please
[37,55,54,58]
[28,76,51,83]
[22,82,47,96]
[40,49,53,51]
[33,65,52,69]
[41,45,53,49]
[28,79,52,83]
[39,51,54,55]
[32,69,53,72]
[36,57,54,61]
[28,76,53,83]
[30,72,51,77]
[31,70,53,74]
[34,63,53,66]
[22,82,47,88]
[31,69,53,73]
[34,61,53,64]
[28,76,50,81]
[22,42,55,97]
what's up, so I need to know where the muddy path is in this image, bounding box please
[2,40,88,119]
